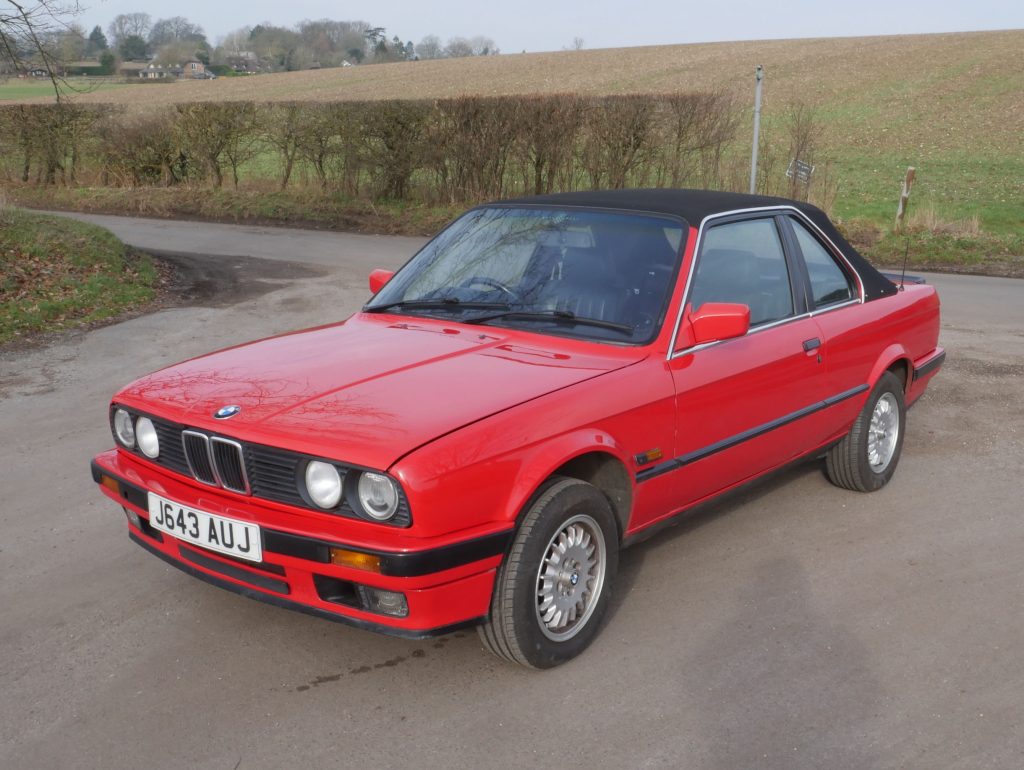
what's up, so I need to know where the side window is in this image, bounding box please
[790,218,855,307]
[690,218,793,327]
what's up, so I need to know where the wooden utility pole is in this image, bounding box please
[895,166,916,233]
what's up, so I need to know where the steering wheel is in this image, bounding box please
[458,276,521,302]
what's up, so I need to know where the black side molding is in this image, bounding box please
[637,384,869,483]
[263,527,513,577]
[913,350,946,381]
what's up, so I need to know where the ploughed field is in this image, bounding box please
[10,30,1020,157]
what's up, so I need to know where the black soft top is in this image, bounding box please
[497,189,897,301]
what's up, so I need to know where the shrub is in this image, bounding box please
[0,92,748,202]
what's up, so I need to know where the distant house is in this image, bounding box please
[225,52,260,74]
[183,60,206,77]
[139,63,183,79]
[26,66,50,78]
[118,61,147,77]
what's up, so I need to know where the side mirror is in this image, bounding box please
[368,269,394,295]
[689,302,750,345]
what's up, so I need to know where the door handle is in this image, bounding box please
[802,337,822,352]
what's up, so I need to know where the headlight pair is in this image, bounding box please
[113,407,160,459]
[303,460,401,522]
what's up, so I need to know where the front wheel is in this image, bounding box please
[826,371,906,492]
[478,477,619,668]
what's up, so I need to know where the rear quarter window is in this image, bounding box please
[790,218,855,308]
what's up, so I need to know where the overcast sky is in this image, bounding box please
[78,0,1023,52]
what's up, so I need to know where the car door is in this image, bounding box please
[665,213,832,508]
[780,213,868,440]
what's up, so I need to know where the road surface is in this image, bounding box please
[1,214,1022,769]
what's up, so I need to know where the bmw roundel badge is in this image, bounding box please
[214,405,241,419]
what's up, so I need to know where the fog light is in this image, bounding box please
[330,548,381,572]
[123,506,142,529]
[358,586,408,617]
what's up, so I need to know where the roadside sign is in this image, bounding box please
[786,159,815,183]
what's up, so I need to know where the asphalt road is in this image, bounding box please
[2,215,1022,769]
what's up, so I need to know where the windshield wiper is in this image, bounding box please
[462,309,634,336]
[363,298,510,313]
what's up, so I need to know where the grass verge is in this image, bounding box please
[6,185,461,237]
[0,207,159,345]
[840,217,1024,277]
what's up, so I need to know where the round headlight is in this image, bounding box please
[357,472,399,521]
[305,461,342,509]
[135,417,160,458]
[113,408,135,448]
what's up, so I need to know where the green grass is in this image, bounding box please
[861,228,1024,272]
[6,185,462,236]
[829,152,1024,236]
[0,79,130,101]
[0,208,158,344]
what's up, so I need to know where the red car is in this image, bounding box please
[91,190,944,668]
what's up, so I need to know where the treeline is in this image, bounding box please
[3,11,498,78]
[100,13,497,72]
[0,94,744,203]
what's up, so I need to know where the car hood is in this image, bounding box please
[116,313,645,470]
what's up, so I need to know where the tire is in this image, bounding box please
[478,476,619,669]
[826,371,907,492]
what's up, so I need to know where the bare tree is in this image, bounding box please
[415,34,442,60]
[783,101,822,199]
[106,12,150,47]
[2,1,86,100]
[263,102,304,189]
[467,35,497,56]
[443,37,473,58]
[148,16,206,49]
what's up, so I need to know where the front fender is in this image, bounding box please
[501,430,633,528]
[391,357,675,540]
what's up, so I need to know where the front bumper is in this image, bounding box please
[92,450,511,638]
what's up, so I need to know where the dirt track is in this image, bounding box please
[1,216,1022,769]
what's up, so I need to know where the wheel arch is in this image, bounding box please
[507,433,634,541]
[867,344,913,394]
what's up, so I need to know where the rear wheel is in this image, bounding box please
[826,371,906,492]
[478,477,619,668]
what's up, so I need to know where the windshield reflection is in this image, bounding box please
[365,207,685,344]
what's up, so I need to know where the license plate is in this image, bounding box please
[147,493,262,562]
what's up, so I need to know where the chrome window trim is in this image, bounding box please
[785,214,862,309]
[666,205,866,360]
[809,298,860,318]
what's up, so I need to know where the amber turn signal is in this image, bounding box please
[329,548,382,573]
[634,448,664,466]
[100,474,120,494]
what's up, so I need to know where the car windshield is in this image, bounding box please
[365,207,685,344]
